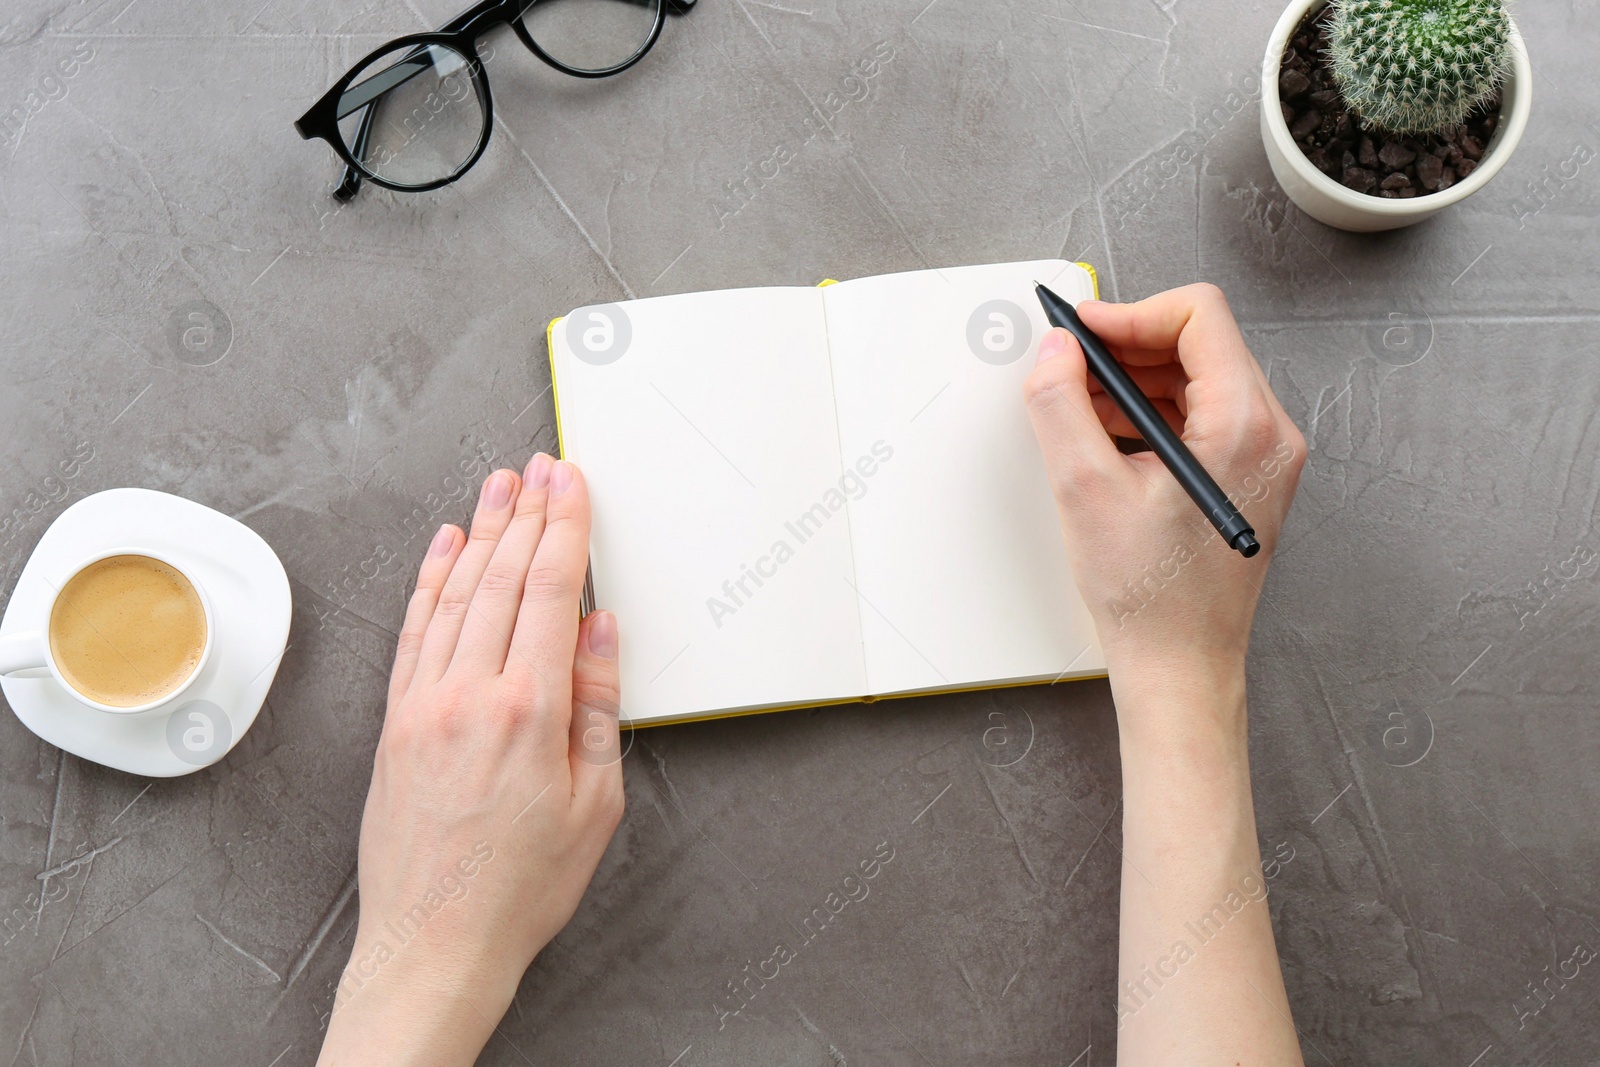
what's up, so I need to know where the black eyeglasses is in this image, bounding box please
[295,0,695,200]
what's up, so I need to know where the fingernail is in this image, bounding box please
[550,460,575,495]
[1037,329,1067,364]
[525,452,553,489]
[585,610,618,659]
[428,525,454,558]
[483,470,515,509]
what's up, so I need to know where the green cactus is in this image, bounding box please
[1327,0,1512,134]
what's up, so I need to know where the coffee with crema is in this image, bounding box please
[49,555,206,708]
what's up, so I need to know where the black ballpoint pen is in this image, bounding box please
[1034,282,1260,558]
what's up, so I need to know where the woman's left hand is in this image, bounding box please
[318,455,625,1067]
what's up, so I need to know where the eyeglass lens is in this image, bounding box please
[336,43,487,188]
[519,0,662,73]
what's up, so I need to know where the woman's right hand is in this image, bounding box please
[1023,283,1306,678]
[1029,287,1311,1063]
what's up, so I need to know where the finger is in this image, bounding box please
[1024,328,1133,495]
[1243,350,1297,434]
[387,524,464,708]
[1083,286,1288,470]
[1077,284,1257,387]
[451,453,556,677]
[1085,287,1305,495]
[1090,393,1186,440]
[414,468,521,685]
[504,460,591,716]
[569,610,624,811]
[1102,345,1181,368]
[1084,362,1192,411]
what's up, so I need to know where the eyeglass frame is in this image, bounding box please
[294,0,697,200]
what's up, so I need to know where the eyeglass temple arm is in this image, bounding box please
[334,107,375,201]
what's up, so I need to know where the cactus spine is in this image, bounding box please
[1327,0,1512,134]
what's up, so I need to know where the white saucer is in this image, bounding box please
[0,489,291,777]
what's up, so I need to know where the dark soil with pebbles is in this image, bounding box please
[1280,7,1501,199]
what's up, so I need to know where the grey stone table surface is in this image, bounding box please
[1,0,1597,1063]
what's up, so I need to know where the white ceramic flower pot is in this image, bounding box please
[1260,0,1531,232]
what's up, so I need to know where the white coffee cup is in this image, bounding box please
[0,547,214,715]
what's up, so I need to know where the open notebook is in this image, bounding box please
[547,259,1107,726]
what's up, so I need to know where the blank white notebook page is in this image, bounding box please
[551,287,867,723]
[823,260,1106,696]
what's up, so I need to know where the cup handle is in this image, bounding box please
[0,631,49,676]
